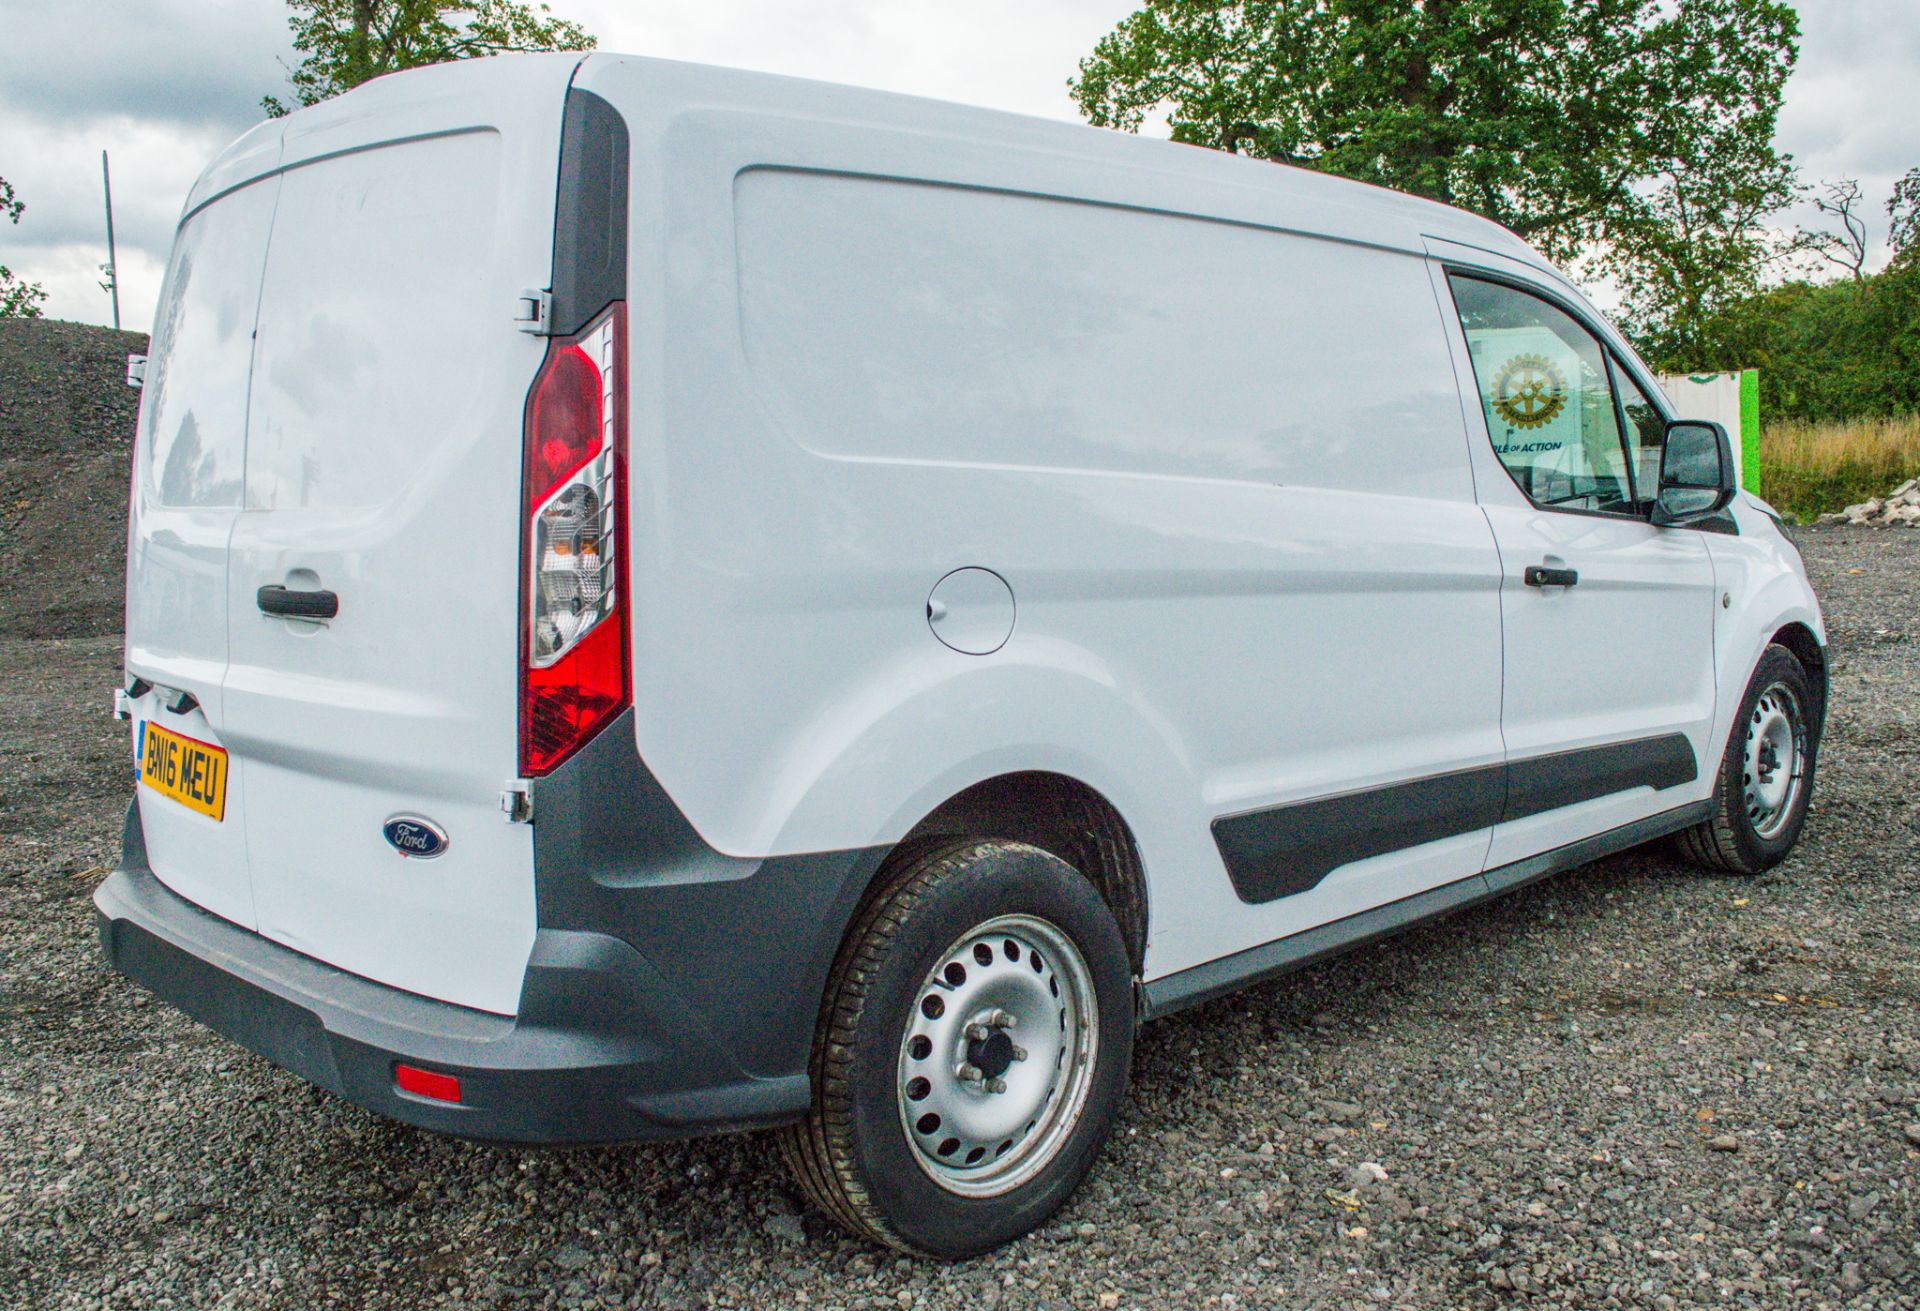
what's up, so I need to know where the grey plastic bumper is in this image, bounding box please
[95,805,822,1144]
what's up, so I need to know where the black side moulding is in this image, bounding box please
[1214,733,1699,905]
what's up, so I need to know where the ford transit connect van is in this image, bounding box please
[96,51,1827,1258]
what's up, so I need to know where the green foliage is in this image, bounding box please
[0,175,48,320]
[1889,167,1920,267]
[1675,261,1920,425]
[1638,163,1920,428]
[265,0,595,115]
[1071,0,1799,352]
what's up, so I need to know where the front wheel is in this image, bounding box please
[778,839,1134,1258]
[1677,643,1819,875]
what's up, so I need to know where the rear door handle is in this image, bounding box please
[1523,565,1579,589]
[257,585,339,620]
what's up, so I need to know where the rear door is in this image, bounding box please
[125,163,280,930]
[219,69,576,1015]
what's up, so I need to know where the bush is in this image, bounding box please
[1674,258,1920,425]
[1759,415,1920,519]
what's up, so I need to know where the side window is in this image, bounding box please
[1447,275,1635,515]
[1612,360,1669,507]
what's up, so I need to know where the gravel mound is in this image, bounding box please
[0,318,147,639]
[0,526,1913,1309]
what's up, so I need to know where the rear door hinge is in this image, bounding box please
[501,780,535,824]
[513,289,553,335]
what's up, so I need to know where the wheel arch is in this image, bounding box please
[1768,620,1828,744]
[892,772,1150,979]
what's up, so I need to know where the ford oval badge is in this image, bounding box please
[383,816,449,859]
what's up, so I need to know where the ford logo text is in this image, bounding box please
[382,816,449,859]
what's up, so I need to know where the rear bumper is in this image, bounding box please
[96,807,820,1145]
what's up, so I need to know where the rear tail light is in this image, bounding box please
[519,304,629,776]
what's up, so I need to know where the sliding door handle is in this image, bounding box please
[257,585,339,619]
[1523,565,1579,589]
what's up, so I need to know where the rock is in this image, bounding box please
[553,1245,591,1271]
[1903,1123,1920,1146]
[1708,1134,1741,1152]
[1352,1161,1390,1188]
[1892,477,1919,498]
[1840,1261,1866,1295]
[763,1213,806,1244]
[1323,1100,1364,1123]
[1816,512,1847,525]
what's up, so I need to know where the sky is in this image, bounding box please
[1,0,1916,332]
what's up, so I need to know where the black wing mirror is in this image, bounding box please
[1651,420,1737,526]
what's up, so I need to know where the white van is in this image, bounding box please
[97,52,1827,1258]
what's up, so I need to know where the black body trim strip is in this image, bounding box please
[1502,734,1697,823]
[1212,764,1506,903]
[1213,733,1698,904]
[549,88,629,338]
[1146,799,1711,1020]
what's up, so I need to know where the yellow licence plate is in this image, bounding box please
[139,722,228,821]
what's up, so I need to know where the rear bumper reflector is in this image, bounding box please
[394,1064,462,1103]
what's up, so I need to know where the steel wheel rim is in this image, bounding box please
[1742,681,1806,840]
[896,913,1099,1198]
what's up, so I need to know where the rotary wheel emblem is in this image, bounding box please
[1491,353,1567,430]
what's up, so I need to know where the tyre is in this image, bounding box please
[778,838,1134,1258]
[1677,643,1819,875]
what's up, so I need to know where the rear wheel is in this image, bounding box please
[1677,644,1818,875]
[778,839,1133,1258]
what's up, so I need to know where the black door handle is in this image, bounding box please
[1523,565,1579,589]
[257,585,339,620]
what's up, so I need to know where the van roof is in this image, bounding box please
[189,49,1553,277]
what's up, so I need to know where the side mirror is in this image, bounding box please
[1651,420,1736,526]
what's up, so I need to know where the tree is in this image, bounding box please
[1070,0,1800,357]
[265,0,595,115]
[1803,178,1868,281]
[0,175,49,320]
[1890,167,1920,267]
[1599,132,1800,369]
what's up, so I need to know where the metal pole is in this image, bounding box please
[101,150,121,331]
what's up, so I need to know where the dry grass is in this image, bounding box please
[1758,414,1920,520]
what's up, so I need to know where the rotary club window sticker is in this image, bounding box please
[1463,326,1588,469]
[1492,352,1568,436]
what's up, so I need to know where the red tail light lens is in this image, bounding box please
[520,305,628,776]
[394,1063,462,1103]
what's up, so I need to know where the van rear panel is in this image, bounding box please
[125,56,582,1015]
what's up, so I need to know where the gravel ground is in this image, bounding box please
[0,318,147,640]
[1,525,1915,1311]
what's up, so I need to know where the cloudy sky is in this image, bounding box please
[2,0,1915,331]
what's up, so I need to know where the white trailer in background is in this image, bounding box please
[1659,370,1762,491]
